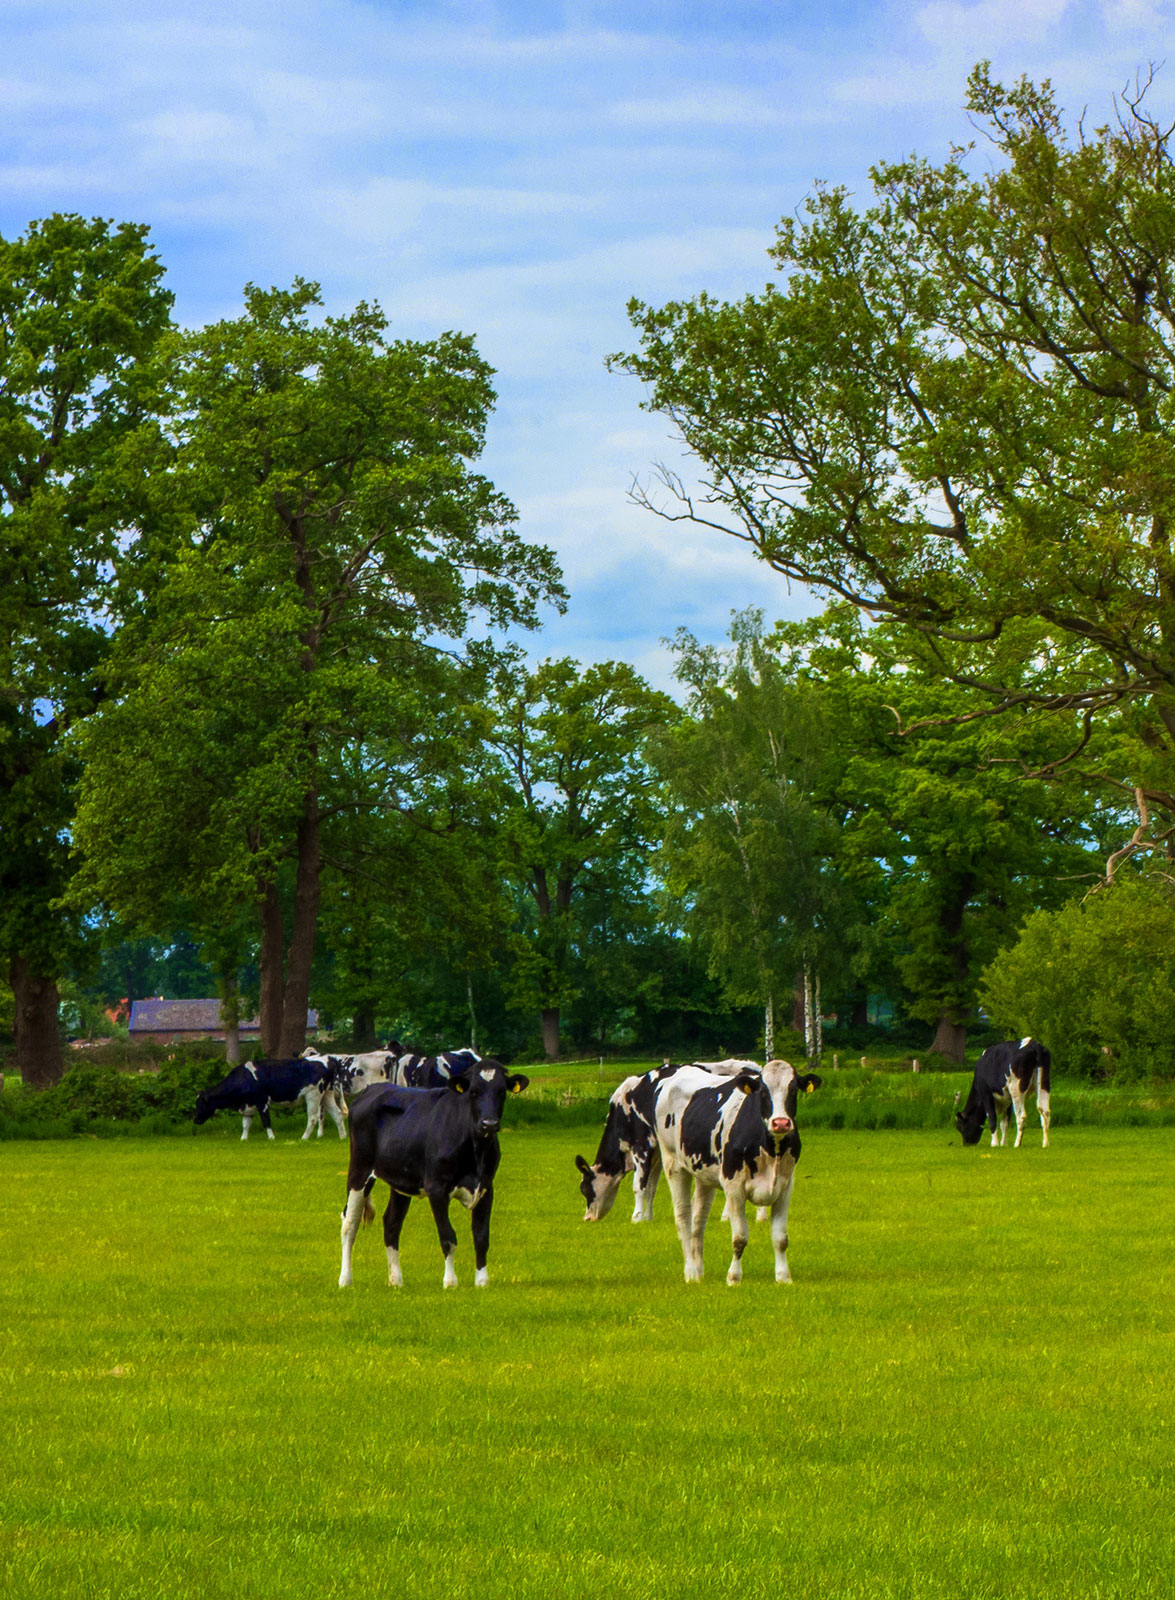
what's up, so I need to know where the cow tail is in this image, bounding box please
[362,1196,375,1228]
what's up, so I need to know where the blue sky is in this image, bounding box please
[3,0,1173,687]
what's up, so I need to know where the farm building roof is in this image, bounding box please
[128,999,317,1033]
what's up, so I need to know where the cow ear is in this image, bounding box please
[799,1074,823,1093]
[734,1069,760,1095]
[575,1154,591,1176]
[451,1077,468,1094]
[508,1074,530,1095]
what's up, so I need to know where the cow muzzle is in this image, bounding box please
[478,1118,500,1136]
[769,1117,792,1136]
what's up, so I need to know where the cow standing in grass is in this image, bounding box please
[193,1058,346,1141]
[575,1060,758,1224]
[956,1038,1052,1148]
[339,1059,529,1289]
[653,1059,822,1284]
[302,1048,396,1137]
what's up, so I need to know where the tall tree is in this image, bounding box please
[486,656,675,1058]
[614,66,1175,852]
[0,214,172,1085]
[75,281,563,1056]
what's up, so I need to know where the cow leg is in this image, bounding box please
[383,1190,412,1287]
[428,1193,460,1288]
[259,1101,276,1141]
[665,1167,699,1282]
[689,1181,717,1282]
[633,1151,661,1222]
[770,1174,796,1284]
[339,1177,376,1288]
[1009,1084,1028,1148]
[471,1187,494,1287]
[324,1089,347,1140]
[301,1085,320,1140]
[241,1107,253,1140]
[724,1185,750,1285]
[1038,1085,1051,1147]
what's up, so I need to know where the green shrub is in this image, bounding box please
[980,876,1175,1078]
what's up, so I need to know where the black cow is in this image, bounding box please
[956,1037,1052,1148]
[193,1058,345,1141]
[654,1059,822,1283]
[338,1058,529,1289]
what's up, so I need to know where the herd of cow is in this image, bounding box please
[191,1034,1053,1289]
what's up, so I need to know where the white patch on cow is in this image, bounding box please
[339,1188,369,1287]
[1020,1036,1031,1050]
[244,1061,258,1079]
[452,1184,484,1210]
[442,1256,458,1288]
[266,1126,275,1141]
[479,1068,495,1081]
[386,1245,402,1288]
[475,1266,489,1288]
[241,1109,252,1140]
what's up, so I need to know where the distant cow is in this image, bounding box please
[654,1059,822,1284]
[389,1048,482,1087]
[575,1059,758,1224]
[956,1038,1052,1148]
[194,1058,346,1141]
[338,1059,530,1289]
[302,1048,396,1135]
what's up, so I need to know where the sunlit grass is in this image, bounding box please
[2,1125,1172,1598]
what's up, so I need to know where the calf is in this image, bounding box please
[956,1037,1052,1148]
[654,1059,822,1284]
[575,1060,757,1224]
[193,1058,346,1141]
[338,1059,529,1289]
[390,1048,482,1088]
[302,1048,395,1136]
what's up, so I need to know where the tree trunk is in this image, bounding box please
[258,879,285,1058]
[219,967,242,1065]
[279,790,321,1059]
[929,1010,967,1063]
[764,994,775,1062]
[851,990,869,1029]
[540,1007,560,1060]
[352,1005,376,1051]
[792,971,805,1033]
[467,974,477,1054]
[10,954,63,1089]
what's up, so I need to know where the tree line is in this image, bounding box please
[5,65,1175,1087]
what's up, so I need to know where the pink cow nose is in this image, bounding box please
[770,1116,792,1133]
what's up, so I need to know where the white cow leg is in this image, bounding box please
[771,1178,796,1284]
[665,1168,698,1282]
[339,1188,368,1287]
[689,1181,717,1283]
[386,1246,402,1288]
[241,1109,253,1140]
[725,1187,750,1286]
[302,1086,320,1140]
[1039,1087,1051,1148]
[755,1206,769,1223]
[325,1091,347,1140]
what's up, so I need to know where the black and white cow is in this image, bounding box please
[193,1058,347,1141]
[338,1058,530,1289]
[389,1048,483,1088]
[653,1059,822,1284]
[574,1059,759,1224]
[956,1037,1052,1148]
[302,1048,396,1135]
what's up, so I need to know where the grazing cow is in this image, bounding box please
[575,1060,758,1224]
[956,1037,1052,1148]
[338,1058,529,1289]
[654,1059,822,1284]
[193,1058,346,1141]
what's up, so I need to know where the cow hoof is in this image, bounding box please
[726,1274,742,1286]
[475,1269,489,1288]
[338,1275,352,1289]
[775,1274,793,1285]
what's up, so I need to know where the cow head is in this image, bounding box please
[193,1091,214,1126]
[955,1103,986,1145]
[575,1151,631,1222]
[449,1058,529,1136]
[751,1060,822,1143]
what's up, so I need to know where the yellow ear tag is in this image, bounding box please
[806,1083,815,1093]
[454,1081,466,1093]
[512,1083,522,1094]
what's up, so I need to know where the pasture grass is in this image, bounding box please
[2,1123,1172,1599]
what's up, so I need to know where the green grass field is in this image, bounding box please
[2,1120,1172,1599]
